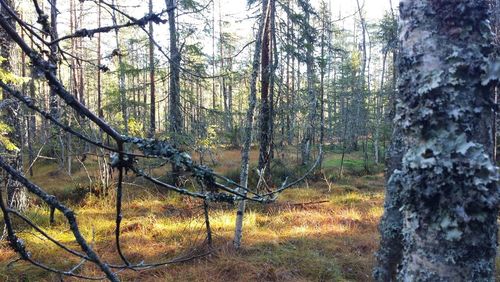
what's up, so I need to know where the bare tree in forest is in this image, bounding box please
[166,0,182,182]
[234,0,267,249]
[111,0,128,134]
[257,0,274,178]
[48,0,59,120]
[375,0,499,280]
[166,0,182,138]
[148,0,156,138]
[348,0,367,153]
[299,0,317,165]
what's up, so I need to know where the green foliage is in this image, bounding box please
[128,118,144,137]
[0,56,28,153]
[376,12,398,51]
[0,122,18,152]
[179,0,201,10]
[197,125,217,149]
[0,57,29,84]
[184,43,207,76]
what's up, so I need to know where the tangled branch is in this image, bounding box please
[0,0,321,280]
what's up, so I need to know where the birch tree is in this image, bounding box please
[234,0,267,249]
[375,0,499,280]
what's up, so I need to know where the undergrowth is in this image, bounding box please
[0,148,496,281]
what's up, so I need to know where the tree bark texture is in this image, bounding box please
[0,0,28,211]
[233,0,267,249]
[376,0,499,280]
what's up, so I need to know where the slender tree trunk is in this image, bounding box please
[285,6,291,146]
[166,0,182,182]
[48,0,65,168]
[23,16,35,177]
[49,0,59,120]
[374,51,387,164]
[211,0,217,110]
[97,2,103,121]
[166,0,182,136]
[319,5,328,167]
[148,0,156,138]
[233,0,267,249]
[111,0,128,134]
[257,0,273,176]
[288,13,296,145]
[299,0,316,165]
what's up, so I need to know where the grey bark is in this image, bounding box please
[49,0,59,120]
[373,124,405,281]
[233,0,267,249]
[257,0,273,175]
[0,0,27,211]
[166,0,182,141]
[376,0,499,280]
[165,0,182,183]
[374,51,388,164]
[148,0,156,138]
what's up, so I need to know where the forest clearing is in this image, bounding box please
[0,0,499,280]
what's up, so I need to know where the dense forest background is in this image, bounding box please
[0,0,499,281]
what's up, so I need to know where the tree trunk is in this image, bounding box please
[373,124,405,281]
[376,0,499,280]
[257,0,273,176]
[233,0,267,249]
[374,51,388,164]
[0,0,27,211]
[148,0,156,138]
[111,0,128,134]
[299,0,316,165]
[166,0,182,182]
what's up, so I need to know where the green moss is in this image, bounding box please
[248,239,343,281]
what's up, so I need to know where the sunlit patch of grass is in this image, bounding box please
[1,149,388,281]
[331,192,368,205]
[367,206,384,222]
[336,208,362,222]
[276,186,326,202]
[245,238,344,281]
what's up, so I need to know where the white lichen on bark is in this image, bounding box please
[376,0,499,281]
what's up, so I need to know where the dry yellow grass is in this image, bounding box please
[0,178,384,281]
[1,149,496,281]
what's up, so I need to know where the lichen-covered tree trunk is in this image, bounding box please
[233,0,267,249]
[0,0,27,211]
[49,0,59,121]
[377,0,499,280]
[491,0,500,162]
[257,0,272,174]
[373,124,406,281]
[166,0,182,182]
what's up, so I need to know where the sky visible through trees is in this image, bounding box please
[0,0,498,281]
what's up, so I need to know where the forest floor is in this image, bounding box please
[0,148,498,281]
